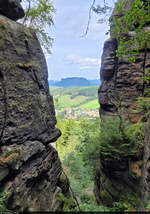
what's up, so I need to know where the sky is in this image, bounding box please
[45,0,110,81]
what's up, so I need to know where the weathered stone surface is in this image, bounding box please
[0,15,60,145]
[139,118,150,211]
[96,0,150,209]
[98,37,147,120]
[99,0,150,121]
[2,142,63,211]
[94,157,141,206]
[0,165,9,182]
[0,0,25,21]
[0,15,67,212]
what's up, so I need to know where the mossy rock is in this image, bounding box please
[101,189,113,206]
[103,178,120,199]
[57,192,75,212]
[58,171,69,195]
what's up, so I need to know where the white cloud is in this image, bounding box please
[79,65,97,70]
[65,55,101,68]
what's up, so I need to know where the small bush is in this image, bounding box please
[134,97,150,121]
[100,117,145,160]
[100,118,132,160]
[0,191,8,211]
[127,122,145,157]
[111,194,140,212]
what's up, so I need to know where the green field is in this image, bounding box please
[50,86,99,109]
[79,99,99,109]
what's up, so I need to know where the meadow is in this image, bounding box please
[50,86,99,109]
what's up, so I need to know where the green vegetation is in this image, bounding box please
[55,94,87,108]
[23,0,55,53]
[110,0,150,61]
[111,194,140,212]
[100,117,145,161]
[0,191,8,211]
[56,117,108,211]
[94,0,150,62]
[56,113,145,211]
[51,86,99,109]
[52,80,148,212]
[80,99,99,109]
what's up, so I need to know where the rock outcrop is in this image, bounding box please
[139,118,150,211]
[98,37,147,122]
[0,5,67,212]
[99,0,150,123]
[0,0,25,21]
[96,0,150,209]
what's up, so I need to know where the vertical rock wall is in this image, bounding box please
[139,118,150,211]
[0,14,67,212]
[96,0,150,209]
[98,37,147,122]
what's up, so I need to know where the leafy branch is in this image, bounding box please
[22,0,55,53]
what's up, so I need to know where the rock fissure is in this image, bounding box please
[0,68,8,145]
[31,68,45,90]
[24,40,31,57]
[142,48,148,95]
[16,64,44,91]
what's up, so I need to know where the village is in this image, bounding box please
[56,107,99,119]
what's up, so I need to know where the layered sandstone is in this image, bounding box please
[0,3,68,211]
[96,0,150,209]
[98,37,147,122]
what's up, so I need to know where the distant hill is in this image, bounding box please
[49,77,100,87]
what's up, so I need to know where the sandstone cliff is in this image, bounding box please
[0,2,68,212]
[96,0,150,209]
[139,117,150,211]
[98,37,147,122]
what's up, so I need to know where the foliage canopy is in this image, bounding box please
[93,0,150,61]
[22,0,55,53]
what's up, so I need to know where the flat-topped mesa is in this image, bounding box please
[0,0,25,21]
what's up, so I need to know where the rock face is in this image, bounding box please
[0,14,67,212]
[98,36,146,122]
[96,0,150,209]
[0,15,60,145]
[139,118,150,211]
[99,0,150,122]
[0,0,25,21]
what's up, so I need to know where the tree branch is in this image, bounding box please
[22,0,31,25]
[81,0,96,37]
